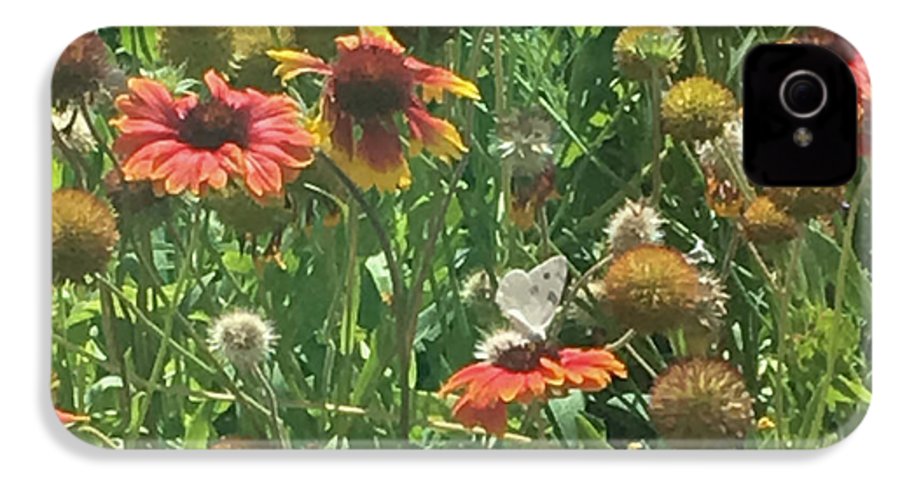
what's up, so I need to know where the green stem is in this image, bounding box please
[806,171,868,443]
[251,365,290,448]
[688,27,708,76]
[648,70,664,205]
[128,210,199,438]
[745,239,789,443]
[398,159,469,438]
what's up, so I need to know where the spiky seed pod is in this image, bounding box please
[741,196,800,245]
[613,27,684,81]
[764,186,845,222]
[52,189,119,283]
[604,198,665,256]
[497,107,555,177]
[696,119,744,218]
[662,76,737,143]
[650,358,754,445]
[206,185,293,236]
[598,245,701,334]
[159,27,235,79]
[232,27,295,93]
[208,311,278,368]
[103,170,170,232]
[53,32,111,108]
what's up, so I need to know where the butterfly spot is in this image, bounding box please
[543,272,551,280]
[529,285,540,295]
[547,291,559,304]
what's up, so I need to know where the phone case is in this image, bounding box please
[50,26,871,449]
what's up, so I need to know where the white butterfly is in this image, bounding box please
[494,255,569,340]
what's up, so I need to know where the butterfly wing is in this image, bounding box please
[495,255,569,338]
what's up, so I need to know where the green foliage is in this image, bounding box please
[50,26,870,449]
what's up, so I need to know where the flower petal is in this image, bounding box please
[451,398,508,437]
[406,106,467,162]
[405,56,481,102]
[267,49,332,82]
[359,27,405,53]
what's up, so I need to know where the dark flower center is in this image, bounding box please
[495,341,558,372]
[332,45,413,120]
[179,98,250,150]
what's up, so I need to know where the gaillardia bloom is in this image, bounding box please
[268,27,481,191]
[649,358,753,447]
[52,189,119,283]
[662,76,737,142]
[112,70,315,200]
[598,244,701,334]
[741,196,800,245]
[604,198,665,256]
[439,330,626,436]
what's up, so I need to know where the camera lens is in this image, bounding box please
[780,70,827,118]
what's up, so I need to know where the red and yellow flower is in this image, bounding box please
[439,330,626,436]
[268,27,480,191]
[112,70,315,200]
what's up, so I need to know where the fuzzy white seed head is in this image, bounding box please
[208,311,278,368]
[474,329,533,364]
[604,198,665,255]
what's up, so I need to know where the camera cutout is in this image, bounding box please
[743,43,858,186]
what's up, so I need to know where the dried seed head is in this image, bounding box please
[208,311,278,368]
[53,32,111,108]
[741,196,800,245]
[497,107,555,177]
[650,358,754,446]
[604,198,665,256]
[52,189,119,283]
[598,244,701,334]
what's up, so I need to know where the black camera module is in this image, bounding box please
[743,43,858,186]
[780,70,827,118]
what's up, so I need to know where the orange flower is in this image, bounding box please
[112,70,315,200]
[268,27,480,191]
[439,330,626,436]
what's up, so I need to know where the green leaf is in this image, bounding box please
[183,401,215,449]
[548,391,585,443]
